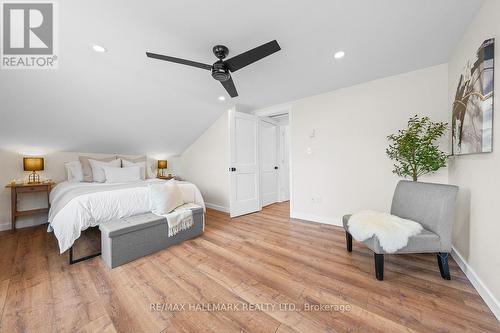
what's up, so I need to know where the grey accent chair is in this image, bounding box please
[343,180,458,281]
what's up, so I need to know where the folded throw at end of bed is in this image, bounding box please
[161,203,202,237]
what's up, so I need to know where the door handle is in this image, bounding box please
[274,166,279,170]
[229,167,236,172]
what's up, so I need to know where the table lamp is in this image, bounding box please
[157,160,168,177]
[23,157,44,184]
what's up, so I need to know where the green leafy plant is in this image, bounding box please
[386,115,448,181]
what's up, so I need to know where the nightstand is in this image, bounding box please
[5,182,55,230]
[157,175,173,180]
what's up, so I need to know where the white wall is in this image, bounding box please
[179,111,230,212]
[447,0,500,318]
[0,150,175,230]
[290,64,449,225]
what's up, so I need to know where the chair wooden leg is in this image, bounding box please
[374,253,384,281]
[437,252,451,280]
[345,232,352,252]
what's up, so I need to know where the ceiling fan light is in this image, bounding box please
[212,62,231,82]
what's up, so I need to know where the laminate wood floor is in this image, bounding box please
[0,202,499,332]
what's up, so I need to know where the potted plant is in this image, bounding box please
[386,115,448,181]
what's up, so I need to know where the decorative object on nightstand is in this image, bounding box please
[5,181,55,230]
[23,157,44,184]
[157,160,168,177]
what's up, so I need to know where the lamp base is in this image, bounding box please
[28,171,40,184]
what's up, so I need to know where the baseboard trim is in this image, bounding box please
[451,246,500,321]
[290,211,342,227]
[0,220,47,232]
[205,203,230,213]
[0,222,11,232]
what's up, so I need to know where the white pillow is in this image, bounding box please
[103,165,141,183]
[122,159,146,180]
[146,160,156,179]
[149,182,184,215]
[65,161,83,182]
[88,158,121,183]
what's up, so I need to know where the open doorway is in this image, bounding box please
[228,106,291,218]
[259,112,290,211]
[273,114,290,202]
[258,112,290,209]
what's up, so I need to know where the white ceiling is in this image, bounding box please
[0,0,484,156]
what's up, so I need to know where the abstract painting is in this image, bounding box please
[452,38,495,155]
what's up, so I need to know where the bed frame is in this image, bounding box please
[69,246,101,264]
[68,226,101,265]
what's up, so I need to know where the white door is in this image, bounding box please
[279,125,290,201]
[259,118,279,207]
[229,110,260,217]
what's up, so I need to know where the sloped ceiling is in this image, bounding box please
[0,0,483,156]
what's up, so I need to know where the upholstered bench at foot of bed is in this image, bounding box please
[99,207,204,268]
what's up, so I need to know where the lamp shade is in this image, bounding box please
[157,160,168,169]
[23,157,44,171]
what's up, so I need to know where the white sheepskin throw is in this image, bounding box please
[347,210,423,253]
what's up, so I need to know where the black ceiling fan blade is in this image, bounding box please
[224,40,281,72]
[221,76,238,98]
[146,52,212,71]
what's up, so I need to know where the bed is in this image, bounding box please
[48,179,205,254]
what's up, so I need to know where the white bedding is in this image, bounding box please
[48,179,205,253]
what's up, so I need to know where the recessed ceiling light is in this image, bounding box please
[334,51,345,59]
[92,44,107,53]
[218,96,226,101]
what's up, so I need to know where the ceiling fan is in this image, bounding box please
[146,40,281,98]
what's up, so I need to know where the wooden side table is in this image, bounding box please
[5,182,55,230]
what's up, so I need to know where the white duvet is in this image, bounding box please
[48,179,205,253]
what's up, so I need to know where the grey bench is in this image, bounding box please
[99,207,204,268]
